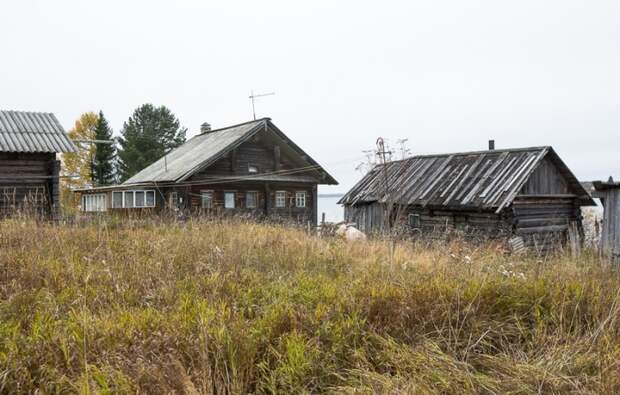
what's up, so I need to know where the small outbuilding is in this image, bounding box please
[0,110,76,218]
[593,178,620,261]
[340,145,595,252]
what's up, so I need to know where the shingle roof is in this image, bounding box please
[123,118,338,186]
[339,146,594,213]
[0,110,76,153]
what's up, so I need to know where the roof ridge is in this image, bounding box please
[384,146,551,165]
[0,109,55,116]
[195,117,270,136]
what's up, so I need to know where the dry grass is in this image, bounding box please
[0,219,619,394]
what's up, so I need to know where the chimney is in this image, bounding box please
[488,140,495,150]
[200,122,212,133]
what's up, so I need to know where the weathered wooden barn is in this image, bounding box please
[0,110,76,218]
[593,178,620,261]
[339,145,595,252]
[76,118,337,225]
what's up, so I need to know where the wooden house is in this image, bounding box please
[593,178,620,261]
[339,144,595,252]
[76,118,338,225]
[0,110,76,218]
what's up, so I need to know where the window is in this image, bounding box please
[408,214,421,228]
[110,190,155,208]
[224,192,235,209]
[295,191,306,208]
[146,191,155,207]
[112,192,123,208]
[124,191,134,208]
[82,193,107,212]
[135,191,145,207]
[248,164,258,173]
[246,191,258,208]
[201,191,213,209]
[275,191,286,208]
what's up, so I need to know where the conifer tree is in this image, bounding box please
[91,111,117,186]
[117,104,186,181]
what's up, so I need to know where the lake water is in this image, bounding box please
[318,195,344,223]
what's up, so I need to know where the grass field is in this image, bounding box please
[1,219,619,394]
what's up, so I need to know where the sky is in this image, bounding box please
[1,0,619,193]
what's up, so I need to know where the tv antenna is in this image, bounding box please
[249,90,275,120]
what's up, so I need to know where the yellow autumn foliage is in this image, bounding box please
[60,112,99,210]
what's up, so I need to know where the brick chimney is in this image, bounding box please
[200,122,212,133]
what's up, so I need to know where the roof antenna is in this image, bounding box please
[249,90,275,120]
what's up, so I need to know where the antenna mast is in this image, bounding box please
[249,90,275,120]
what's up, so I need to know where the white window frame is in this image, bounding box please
[275,191,286,208]
[82,193,107,212]
[246,191,258,209]
[224,191,236,209]
[145,190,156,207]
[112,191,123,208]
[295,191,307,208]
[111,190,156,209]
[201,190,213,209]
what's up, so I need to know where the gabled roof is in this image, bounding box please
[339,146,594,213]
[123,118,337,186]
[0,110,76,153]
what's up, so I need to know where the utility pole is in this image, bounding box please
[249,90,275,120]
[376,137,393,232]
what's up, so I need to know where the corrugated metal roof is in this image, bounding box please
[124,119,264,185]
[0,110,77,153]
[340,146,593,213]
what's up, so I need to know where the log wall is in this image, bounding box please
[0,152,58,217]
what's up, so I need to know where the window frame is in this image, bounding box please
[246,191,258,209]
[112,192,123,208]
[82,193,107,212]
[295,191,307,208]
[201,190,213,209]
[275,191,286,208]
[110,190,156,209]
[408,214,421,229]
[224,191,236,209]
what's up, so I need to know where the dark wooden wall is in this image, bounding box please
[510,196,581,253]
[344,196,583,252]
[194,137,302,178]
[0,152,59,217]
[520,157,570,195]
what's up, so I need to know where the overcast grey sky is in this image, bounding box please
[1,0,619,192]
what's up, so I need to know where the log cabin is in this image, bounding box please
[339,143,595,252]
[76,118,338,225]
[0,110,76,218]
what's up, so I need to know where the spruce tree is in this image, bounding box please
[91,111,117,186]
[117,104,187,181]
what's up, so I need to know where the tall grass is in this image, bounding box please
[0,219,619,393]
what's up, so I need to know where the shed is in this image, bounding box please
[593,178,620,261]
[0,110,76,217]
[340,145,595,252]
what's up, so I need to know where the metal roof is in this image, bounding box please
[0,110,77,153]
[123,118,338,186]
[339,146,594,213]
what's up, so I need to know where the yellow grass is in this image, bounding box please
[0,219,619,394]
